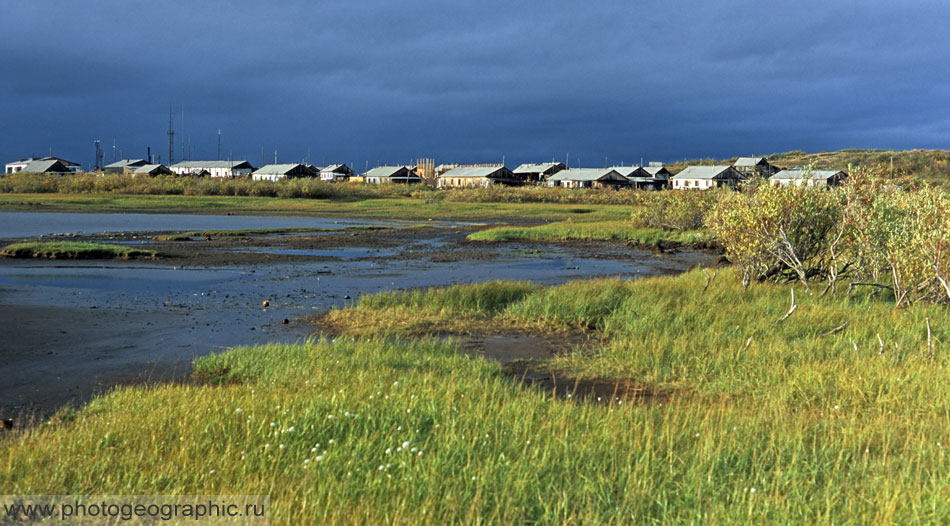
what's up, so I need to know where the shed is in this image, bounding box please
[770,169,847,187]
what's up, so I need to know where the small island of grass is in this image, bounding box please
[0,241,158,260]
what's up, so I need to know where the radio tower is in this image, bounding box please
[167,108,175,165]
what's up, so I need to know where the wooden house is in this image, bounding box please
[319,164,355,182]
[363,166,422,184]
[251,164,318,181]
[546,168,628,189]
[733,157,778,178]
[671,166,744,190]
[512,162,566,183]
[437,166,523,188]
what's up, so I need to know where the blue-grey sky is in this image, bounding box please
[3,0,949,170]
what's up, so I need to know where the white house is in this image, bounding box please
[170,160,254,177]
[319,164,355,182]
[251,164,318,181]
[770,169,847,187]
[5,157,79,174]
[671,166,744,190]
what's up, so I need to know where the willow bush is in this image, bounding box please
[705,169,950,305]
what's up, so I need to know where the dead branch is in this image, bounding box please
[773,288,798,325]
[877,334,884,356]
[848,282,894,295]
[820,321,849,337]
[701,269,716,295]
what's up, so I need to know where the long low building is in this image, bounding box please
[671,165,744,190]
[770,169,847,187]
[363,166,422,184]
[170,160,254,177]
[546,168,628,189]
[251,164,318,181]
[437,166,523,188]
[5,157,80,174]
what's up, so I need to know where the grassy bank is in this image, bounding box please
[467,220,714,247]
[5,270,950,523]
[0,241,157,259]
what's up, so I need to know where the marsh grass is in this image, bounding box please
[7,270,950,523]
[0,241,157,259]
[467,220,715,247]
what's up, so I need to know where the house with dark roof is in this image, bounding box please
[363,166,422,184]
[733,157,778,178]
[512,162,566,183]
[132,164,173,176]
[546,168,628,189]
[170,160,254,177]
[437,166,523,188]
[251,164,318,181]
[770,169,847,187]
[611,166,670,190]
[671,166,745,190]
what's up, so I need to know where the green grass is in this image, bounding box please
[0,241,157,259]
[467,220,715,247]
[7,269,950,523]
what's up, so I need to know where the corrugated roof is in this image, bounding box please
[771,169,845,180]
[440,166,511,178]
[548,169,624,182]
[133,164,169,174]
[21,159,66,173]
[253,164,309,176]
[513,162,562,174]
[673,166,736,180]
[364,166,416,179]
[104,159,146,169]
[609,166,640,177]
[171,160,252,169]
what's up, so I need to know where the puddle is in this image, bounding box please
[504,362,667,405]
[241,247,400,259]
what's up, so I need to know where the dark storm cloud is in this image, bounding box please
[2,0,950,168]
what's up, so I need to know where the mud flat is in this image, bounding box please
[0,213,718,423]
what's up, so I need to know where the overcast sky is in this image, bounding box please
[3,0,949,169]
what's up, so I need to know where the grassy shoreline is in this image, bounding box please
[4,269,950,523]
[0,241,158,259]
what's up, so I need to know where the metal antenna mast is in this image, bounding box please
[217,130,222,161]
[167,108,175,165]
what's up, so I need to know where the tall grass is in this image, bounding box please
[0,241,157,259]
[467,220,715,247]
[7,270,950,523]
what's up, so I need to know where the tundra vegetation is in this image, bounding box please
[5,159,950,523]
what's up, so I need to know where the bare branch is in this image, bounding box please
[774,288,798,325]
[820,321,849,337]
[877,334,884,356]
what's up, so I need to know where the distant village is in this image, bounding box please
[3,155,848,190]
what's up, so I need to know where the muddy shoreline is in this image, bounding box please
[0,216,719,425]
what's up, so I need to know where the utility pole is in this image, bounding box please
[167,108,175,165]
[217,130,222,161]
